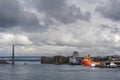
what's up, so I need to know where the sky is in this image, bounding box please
[0,0,120,56]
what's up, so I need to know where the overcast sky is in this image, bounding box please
[0,0,120,56]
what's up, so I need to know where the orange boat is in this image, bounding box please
[81,55,100,66]
[81,55,91,66]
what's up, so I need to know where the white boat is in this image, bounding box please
[109,62,117,68]
[90,63,96,67]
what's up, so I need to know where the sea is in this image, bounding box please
[0,61,120,80]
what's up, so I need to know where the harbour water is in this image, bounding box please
[0,61,120,80]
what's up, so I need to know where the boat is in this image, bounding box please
[96,61,118,68]
[0,60,8,64]
[81,58,91,66]
[81,54,92,66]
[81,55,100,66]
[69,62,80,65]
[69,56,80,65]
[108,62,117,68]
[91,62,96,67]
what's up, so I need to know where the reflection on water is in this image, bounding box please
[0,61,120,80]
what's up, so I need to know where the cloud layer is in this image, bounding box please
[0,0,120,56]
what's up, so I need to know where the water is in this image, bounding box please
[0,62,120,80]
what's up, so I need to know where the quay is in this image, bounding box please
[106,61,120,65]
[41,51,120,68]
[41,51,83,64]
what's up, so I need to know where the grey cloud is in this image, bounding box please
[100,24,120,33]
[82,0,102,3]
[96,0,120,21]
[31,0,91,24]
[0,0,91,32]
[0,0,39,30]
